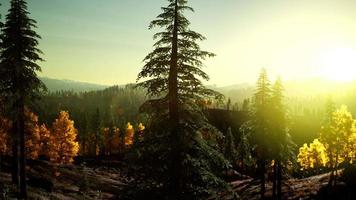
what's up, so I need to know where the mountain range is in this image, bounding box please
[40,77,109,93]
[41,77,356,107]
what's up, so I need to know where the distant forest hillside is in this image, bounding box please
[217,78,356,114]
[33,78,356,149]
[40,77,109,92]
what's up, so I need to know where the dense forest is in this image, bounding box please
[0,0,356,200]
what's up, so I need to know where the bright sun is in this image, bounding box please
[316,47,356,81]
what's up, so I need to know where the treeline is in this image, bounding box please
[35,85,147,156]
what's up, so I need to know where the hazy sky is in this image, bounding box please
[2,0,356,86]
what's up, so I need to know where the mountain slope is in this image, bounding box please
[40,77,109,92]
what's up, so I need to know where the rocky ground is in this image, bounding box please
[0,161,353,200]
[0,160,126,199]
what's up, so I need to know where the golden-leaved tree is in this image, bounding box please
[124,122,134,146]
[50,111,79,164]
[320,105,356,169]
[297,139,329,171]
[137,123,145,141]
[24,109,41,160]
[38,124,51,158]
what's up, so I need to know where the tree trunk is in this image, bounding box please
[11,120,19,186]
[272,162,277,200]
[19,102,27,199]
[328,154,334,187]
[168,0,181,198]
[260,159,266,200]
[82,139,86,156]
[277,160,282,200]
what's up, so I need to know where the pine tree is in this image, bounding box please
[0,0,45,197]
[132,0,228,198]
[242,98,250,112]
[224,127,237,165]
[251,68,271,200]
[269,78,295,200]
[237,122,254,172]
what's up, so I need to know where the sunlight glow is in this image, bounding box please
[316,48,356,81]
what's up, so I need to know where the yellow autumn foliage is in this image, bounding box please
[38,124,51,158]
[24,109,41,160]
[50,111,79,164]
[320,105,356,167]
[125,122,134,146]
[297,139,329,170]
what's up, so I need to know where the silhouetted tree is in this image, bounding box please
[132,0,228,198]
[238,121,254,173]
[251,68,271,200]
[242,98,250,112]
[224,127,237,165]
[0,0,45,198]
[270,78,295,200]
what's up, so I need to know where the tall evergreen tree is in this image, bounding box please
[237,121,254,173]
[270,78,295,200]
[129,0,228,199]
[0,0,45,198]
[251,68,271,200]
[224,127,237,165]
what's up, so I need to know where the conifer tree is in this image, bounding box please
[242,99,250,112]
[237,122,254,172]
[224,127,237,165]
[269,78,295,200]
[251,68,271,200]
[0,0,45,197]
[132,0,228,198]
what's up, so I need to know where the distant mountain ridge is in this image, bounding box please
[40,77,109,92]
[215,78,356,104]
[41,77,356,104]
